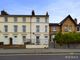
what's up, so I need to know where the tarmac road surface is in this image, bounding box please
[0,54,80,60]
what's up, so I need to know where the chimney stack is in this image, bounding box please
[32,10,35,16]
[46,12,49,16]
[1,10,9,15]
[74,18,77,24]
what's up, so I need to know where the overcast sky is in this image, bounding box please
[0,0,80,23]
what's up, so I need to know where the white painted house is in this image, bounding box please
[0,10,49,48]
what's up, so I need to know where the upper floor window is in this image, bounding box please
[4,25,8,32]
[4,17,8,22]
[53,26,56,31]
[64,26,72,32]
[64,26,68,32]
[68,26,72,32]
[36,25,40,32]
[45,25,48,32]
[14,25,18,32]
[22,25,26,32]
[23,17,26,22]
[14,17,17,22]
[36,17,40,23]
[45,17,48,23]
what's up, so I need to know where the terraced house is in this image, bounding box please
[49,15,77,42]
[0,10,49,48]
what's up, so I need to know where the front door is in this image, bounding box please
[36,36,40,45]
[9,38,13,45]
[0,42,3,48]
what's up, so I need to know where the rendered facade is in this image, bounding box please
[0,10,49,48]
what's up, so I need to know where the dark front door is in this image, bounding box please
[0,42,3,48]
[9,38,13,45]
[36,36,40,45]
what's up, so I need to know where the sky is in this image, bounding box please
[0,0,80,23]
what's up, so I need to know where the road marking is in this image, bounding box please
[0,53,79,56]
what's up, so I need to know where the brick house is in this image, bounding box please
[49,15,77,42]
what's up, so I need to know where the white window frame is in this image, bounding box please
[53,26,56,31]
[36,17,40,23]
[4,25,8,32]
[23,36,26,42]
[14,25,18,32]
[4,17,8,22]
[14,17,17,22]
[45,25,48,32]
[36,25,40,32]
[23,17,26,22]
[45,17,48,23]
[22,25,26,32]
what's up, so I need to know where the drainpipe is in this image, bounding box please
[30,16,32,44]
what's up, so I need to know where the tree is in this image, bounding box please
[54,32,80,48]
[54,32,64,46]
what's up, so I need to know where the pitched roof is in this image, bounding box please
[77,23,80,26]
[49,23,60,26]
[0,10,49,17]
[0,15,49,17]
[60,15,77,25]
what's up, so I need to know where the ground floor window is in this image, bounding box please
[22,36,26,42]
[14,36,17,38]
[45,36,48,38]
[36,36,40,45]
[4,36,8,38]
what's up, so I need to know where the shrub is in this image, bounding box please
[54,32,80,47]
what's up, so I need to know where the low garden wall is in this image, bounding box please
[26,45,48,48]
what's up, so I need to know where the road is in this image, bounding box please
[0,54,80,60]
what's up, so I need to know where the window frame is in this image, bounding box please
[36,25,40,32]
[53,26,56,31]
[36,17,40,23]
[4,17,8,22]
[14,17,17,22]
[14,25,18,32]
[23,17,26,22]
[22,36,26,42]
[22,25,26,32]
[45,17,48,23]
[45,25,48,32]
[4,25,8,32]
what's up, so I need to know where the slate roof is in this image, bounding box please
[60,15,77,25]
[49,23,60,26]
[49,15,77,26]
[77,23,80,26]
[0,15,49,17]
[0,10,49,17]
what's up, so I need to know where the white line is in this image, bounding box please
[0,53,79,56]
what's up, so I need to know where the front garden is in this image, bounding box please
[53,32,80,48]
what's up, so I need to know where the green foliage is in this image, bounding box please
[54,32,80,45]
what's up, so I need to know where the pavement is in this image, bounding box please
[0,48,80,54]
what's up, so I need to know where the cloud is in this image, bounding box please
[44,0,80,23]
[0,0,80,23]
